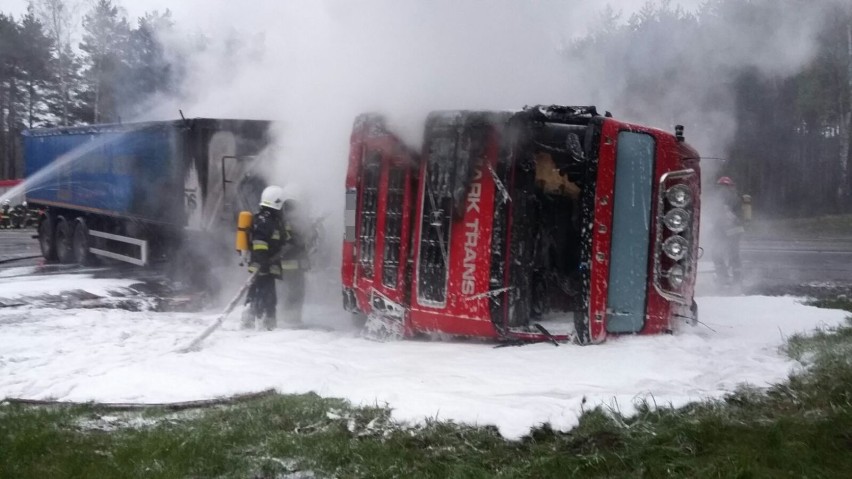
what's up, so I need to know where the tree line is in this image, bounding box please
[571,0,852,217]
[0,0,177,179]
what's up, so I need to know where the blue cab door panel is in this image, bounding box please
[606,131,655,333]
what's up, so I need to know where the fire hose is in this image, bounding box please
[175,270,260,353]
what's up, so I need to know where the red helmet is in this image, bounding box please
[717,176,734,186]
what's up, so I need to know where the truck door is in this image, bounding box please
[606,131,656,333]
[346,117,418,320]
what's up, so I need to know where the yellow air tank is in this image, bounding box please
[235,211,253,252]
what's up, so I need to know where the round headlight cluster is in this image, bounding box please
[665,184,692,208]
[659,182,694,292]
[666,264,685,288]
[662,235,688,261]
[663,208,689,233]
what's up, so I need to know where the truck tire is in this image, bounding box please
[71,217,94,265]
[55,216,73,264]
[38,214,58,261]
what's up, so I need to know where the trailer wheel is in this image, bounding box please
[38,213,58,261]
[71,218,94,265]
[55,216,73,264]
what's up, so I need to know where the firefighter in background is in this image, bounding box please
[0,200,10,228]
[243,185,287,330]
[10,202,26,228]
[276,184,311,326]
[710,176,745,286]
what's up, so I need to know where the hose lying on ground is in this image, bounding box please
[1,388,277,411]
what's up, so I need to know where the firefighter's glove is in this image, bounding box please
[248,262,261,274]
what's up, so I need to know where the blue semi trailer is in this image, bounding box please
[23,118,272,273]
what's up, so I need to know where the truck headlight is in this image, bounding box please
[662,235,688,261]
[665,184,691,208]
[663,208,689,233]
[666,264,685,288]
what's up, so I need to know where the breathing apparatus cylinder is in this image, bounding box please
[236,211,253,252]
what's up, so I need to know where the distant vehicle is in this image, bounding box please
[342,106,701,344]
[23,119,272,277]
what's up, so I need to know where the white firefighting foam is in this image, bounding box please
[0,270,846,439]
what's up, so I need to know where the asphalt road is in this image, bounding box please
[0,228,42,265]
[3,229,852,294]
[696,234,852,297]
[741,237,852,284]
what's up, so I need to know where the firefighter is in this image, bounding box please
[10,203,26,228]
[0,200,10,229]
[710,176,745,286]
[243,185,287,330]
[276,185,311,326]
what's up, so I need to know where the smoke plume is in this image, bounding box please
[138,0,843,295]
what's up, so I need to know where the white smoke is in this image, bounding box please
[567,0,837,158]
[143,1,607,247]
[141,0,839,193]
[134,0,842,294]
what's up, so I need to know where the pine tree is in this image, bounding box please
[18,6,54,129]
[78,0,130,123]
[0,13,25,178]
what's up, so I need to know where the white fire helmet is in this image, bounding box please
[259,185,286,210]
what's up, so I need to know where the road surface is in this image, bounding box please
[0,228,41,264]
[3,229,852,296]
[742,237,852,284]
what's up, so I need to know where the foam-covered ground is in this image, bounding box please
[0,270,846,439]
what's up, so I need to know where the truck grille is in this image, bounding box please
[417,136,455,304]
[382,167,405,287]
[358,151,381,274]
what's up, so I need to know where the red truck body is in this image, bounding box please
[342,106,700,343]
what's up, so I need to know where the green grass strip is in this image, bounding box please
[3,321,852,478]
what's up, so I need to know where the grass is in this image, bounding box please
[3,305,852,478]
[805,295,852,313]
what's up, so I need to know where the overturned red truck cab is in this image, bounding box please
[342,106,700,344]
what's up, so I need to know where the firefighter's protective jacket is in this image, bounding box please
[248,207,285,277]
[279,210,309,271]
[708,186,745,239]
